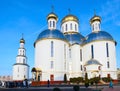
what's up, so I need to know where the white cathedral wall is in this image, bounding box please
[13,65,29,80]
[35,39,69,81]
[70,44,83,78]
[83,40,117,79]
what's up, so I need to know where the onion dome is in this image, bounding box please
[61,14,79,24]
[64,33,84,45]
[35,29,67,43]
[85,59,102,66]
[47,12,58,21]
[90,15,101,24]
[20,38,25,43]
[84,31,114,44]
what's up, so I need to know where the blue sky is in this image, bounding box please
[0,0,120,76]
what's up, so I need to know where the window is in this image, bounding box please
[50,21,52,27]
[66,24,67,31]
[75,24,77,31]
[106,43,109,57]
[23,59,25,63]
[53,21,55,27]
[50,61,54,69]
[107,61,110,68]
[69,48,71,58]
[80,65,83,71]
[51,41,54,57]
[80,49,82,61]
[64,44,66,59]
[18,67,19,72]
[91,45,94,58]
[70,23,72,30]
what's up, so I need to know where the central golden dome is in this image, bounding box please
[61,15,79,24]
[90,15,101,24]
[47,12,58,21]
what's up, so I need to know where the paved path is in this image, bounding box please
[102,87,120,91]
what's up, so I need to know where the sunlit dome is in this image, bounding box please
[90,15,101,24]
[47,12,58,21]
[20,38,25,43]
[61,14,79,24]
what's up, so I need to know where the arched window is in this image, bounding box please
[107,61,110,68]
[80,49,82,61]
[106,43,109,57]
[53,21,55,28]
[91,45,94,58]
[75,24,77,31]
[66,24,67,31]
[70,23,72,30]
[50,21,52,27]
[51,41,54,57]
[50,61,54,69]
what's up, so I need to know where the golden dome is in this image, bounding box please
[61,15,79,24]
[47,12,58,21]
[20,38,25,43]
[90,15,101,24]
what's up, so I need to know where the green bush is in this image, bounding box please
[73,85,80,91]
[53,87,61,91]
[102,77,111,82]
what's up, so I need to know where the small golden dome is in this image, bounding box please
[90,15,101,24]
[47,12,58,21]
[20,38,25,43]
[61,15,79,24]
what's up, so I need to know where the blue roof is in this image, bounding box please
[36,29,67,42]
[84,31,114,44]
[65,33,85,44]
[85,59,102,66]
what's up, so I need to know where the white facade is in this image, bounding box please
[33,12,117,81]
[13,38,29,81]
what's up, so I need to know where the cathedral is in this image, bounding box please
[13,10,117,82]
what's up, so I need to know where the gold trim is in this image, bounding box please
[90,15,101,24]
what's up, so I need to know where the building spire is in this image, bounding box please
[51,5,54,12]
[68,8,71,14]
[94,9,96,16]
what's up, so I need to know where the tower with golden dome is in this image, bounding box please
[13,36,29,81]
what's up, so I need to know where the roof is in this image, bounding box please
[61,14,79,24]
[84,31,114,44]
[35,29,67,42]
[64,33,84,45]
[85,59,102,66]
[47,12,58,21]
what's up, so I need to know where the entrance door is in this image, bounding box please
[50,74,54,81]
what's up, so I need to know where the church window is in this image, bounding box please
[66,24,67,31]
[23,59,25,63]
[107,61,110,68]
[80,49,82,61]
[70,23,72,30]
[50,61,54,69]
[80,65,83,71]
[51,41,54,57]
[53,21,55,28]
[69,48,71,58]
[50,21,52,27]
[64,44,66,59]
[106,43,109,57]
[18,67,19,72]
[75,24,77,31]
[91,45,94,58]
[93,25,94,31]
